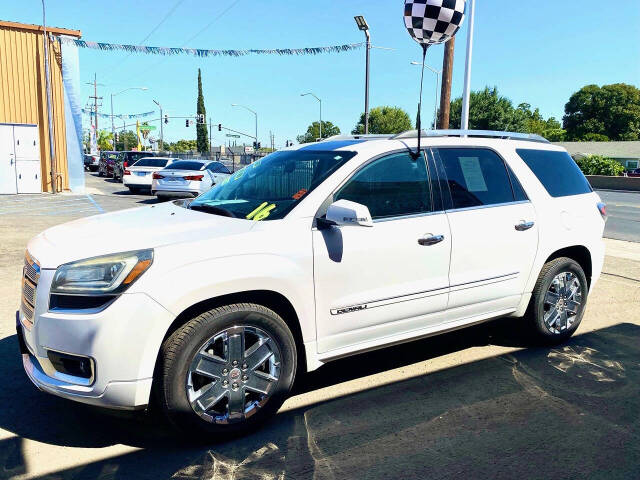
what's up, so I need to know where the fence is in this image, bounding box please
[157,150,270,173]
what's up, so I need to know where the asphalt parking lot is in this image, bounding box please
[0,175,639,479]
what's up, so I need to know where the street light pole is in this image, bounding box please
[411,62,442,129]
[110,87,148,150]
[231,103,258,147]
[153,99,163,151]
[301,93,322,140]
[354,16,371,134]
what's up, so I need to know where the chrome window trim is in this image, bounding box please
[444,200,531,214]
[373,209,446,223]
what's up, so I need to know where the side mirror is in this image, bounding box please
[321,199,373,228]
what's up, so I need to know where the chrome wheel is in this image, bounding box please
[543,272,583,335]
[186,325,281,424]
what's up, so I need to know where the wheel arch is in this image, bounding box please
[544,245,593,288]
[155,290,308,375]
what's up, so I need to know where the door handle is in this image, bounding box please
[515,221,535,231]
[418,235,445,246]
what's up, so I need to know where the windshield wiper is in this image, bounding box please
[188,204,237,218]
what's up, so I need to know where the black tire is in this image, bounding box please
[527,257,588,344]
[155,303,297,438]
[128,186,138,194]
[98,170,104,177]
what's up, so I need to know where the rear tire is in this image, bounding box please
[155,303,297,438]
[128,186,138,194]
[98,170,104,177]
[527,257,588,344]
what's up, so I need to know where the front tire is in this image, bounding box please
[155,303,297,437]
[527,257,588,343]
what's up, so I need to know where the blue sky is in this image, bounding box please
[4,0,640,147]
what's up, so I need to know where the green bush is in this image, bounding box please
[575,155,625,176]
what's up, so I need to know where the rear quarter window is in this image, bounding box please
[516,149,592,198]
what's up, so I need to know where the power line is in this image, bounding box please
[101,0,187,78]
[124,0,244,83]
[180,0,242,47]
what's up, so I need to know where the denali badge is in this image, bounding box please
[331,304,368,315]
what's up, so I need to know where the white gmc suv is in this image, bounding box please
[17,130,606,437]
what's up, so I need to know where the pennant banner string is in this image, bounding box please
[60,37,364,57]
[82,109,156,120]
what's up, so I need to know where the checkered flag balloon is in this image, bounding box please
[404,0,466,46]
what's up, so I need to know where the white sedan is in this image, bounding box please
[151,160,231,199]
[123,157,180,193]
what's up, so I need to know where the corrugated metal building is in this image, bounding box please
[0,20,81,193]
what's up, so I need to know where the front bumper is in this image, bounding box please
[18,275,175,409]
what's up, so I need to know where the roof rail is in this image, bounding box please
[322,134,394,142]
[391,129,550,144]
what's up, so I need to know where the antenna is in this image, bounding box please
[413,44,428,160]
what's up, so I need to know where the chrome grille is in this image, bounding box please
[21,299,34,327]
[23,278,36,305]
[21,252,40,329]
[24,257,39,283]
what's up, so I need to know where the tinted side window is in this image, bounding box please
[516,149,592,198]
[335,152,431,219]
[507,165,528,202]
[438,148,515,209]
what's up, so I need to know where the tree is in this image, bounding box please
[449,87,528,132]
[196,68,209,152]
[563,84,640,141]
[297,121,340,143]
[97,130,113,151]
[352,106,412,135]
[517,103,566,141]
[575,155,625,176]
[165,139,198,152]
[114,130,138,151]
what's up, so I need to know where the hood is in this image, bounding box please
[28,201,255,268]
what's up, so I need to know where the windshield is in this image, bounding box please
[165,161,206,171]
[134,158,169,168]
[189,149,355,220]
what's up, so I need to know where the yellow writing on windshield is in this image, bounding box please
[246,202,276,221]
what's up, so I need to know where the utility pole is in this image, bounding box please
[438,38,455,129]
[87,74,103,152]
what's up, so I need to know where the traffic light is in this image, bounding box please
[185,119,190,127]
[218,124,222,131]
[164,115,169,124]
[197,114,205,124]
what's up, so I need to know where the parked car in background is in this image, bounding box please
[626,168,640,177]
[123,157,180,193]
[151,160,230,199]
[98,151,118,177]
[84,153,99,172]
[113,151,159,182]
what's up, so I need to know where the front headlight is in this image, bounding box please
[51,249,153,296]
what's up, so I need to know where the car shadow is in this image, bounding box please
[1,322,638,479]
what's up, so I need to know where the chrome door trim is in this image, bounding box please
[330,285,449,315]
[449,272,519,291]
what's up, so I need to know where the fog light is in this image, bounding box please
[47,350,93,379]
